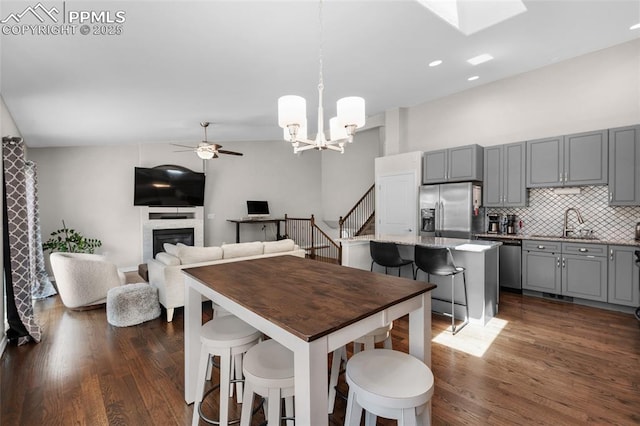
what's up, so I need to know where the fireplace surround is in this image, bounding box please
[141,206,204,262]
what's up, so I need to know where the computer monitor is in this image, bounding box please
[247,200,270,218]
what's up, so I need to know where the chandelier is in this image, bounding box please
[277,0,365,154]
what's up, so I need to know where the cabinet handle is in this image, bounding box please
[537,245,545,249]
[609,192,613,202]
[610,249,614,261]
[562,258,566,268]
[557,257,560,267]
[579,248,588,253]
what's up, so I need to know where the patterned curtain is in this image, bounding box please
[25,161,57,299]
[2,136,42,345]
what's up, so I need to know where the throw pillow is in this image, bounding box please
[263,239,295,254]
[163,243,180,257]
[178,246,223,264]
[221,241,264,259]
[156,252,181,266]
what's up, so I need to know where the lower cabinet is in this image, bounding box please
[608,245,640,307]
[522,241,608,303]
[522,240,562,294]
[562,253,607,302]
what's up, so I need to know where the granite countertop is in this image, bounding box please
[340,234,501,252]
[475,233,640,247]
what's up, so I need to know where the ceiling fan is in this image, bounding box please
[172,122,243,160]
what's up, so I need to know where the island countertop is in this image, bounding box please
[341,234,501,252]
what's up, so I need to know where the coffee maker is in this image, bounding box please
[506,214,517,235]
[487,214,501,234]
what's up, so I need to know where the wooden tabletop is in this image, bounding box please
[183,255,435,342]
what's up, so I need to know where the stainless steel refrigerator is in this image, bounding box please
[419,182,483,238]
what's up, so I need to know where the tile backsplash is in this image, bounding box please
[486,186,640,241]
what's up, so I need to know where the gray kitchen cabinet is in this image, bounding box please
[483,142,527,207]
[522,240,562,294]
[522,240,608,302]
[526,130,608,187]
[608,125,640,206]
[561,243,608,302]
[607,245,640,307]
[423,144,483,184]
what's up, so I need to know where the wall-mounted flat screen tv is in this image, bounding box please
[134,165,205,207]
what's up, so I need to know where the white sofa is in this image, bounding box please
[147,239,306,321]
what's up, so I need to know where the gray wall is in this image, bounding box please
[321,127,382,228]
[26,133,380,270]
[405,38,640,152]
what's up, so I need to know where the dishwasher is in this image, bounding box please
[478,236,522,292]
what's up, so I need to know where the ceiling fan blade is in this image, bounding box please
[217,149,243,156]
[171,143,197,149]
[173,149,195,152]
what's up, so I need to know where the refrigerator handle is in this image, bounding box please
[439,201,444,233]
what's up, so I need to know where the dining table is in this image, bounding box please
[182,255,436,425]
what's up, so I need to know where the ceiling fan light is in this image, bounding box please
[278,95,307,128]
[197,148,215,160]
[337,96,365,129]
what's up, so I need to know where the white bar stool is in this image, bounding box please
[192,315,262,426]
[328,323,393,414]
[344,349,435,426]
[240,339,295,426]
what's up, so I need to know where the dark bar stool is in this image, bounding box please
[369,240,414,277]
[414,245,469,334]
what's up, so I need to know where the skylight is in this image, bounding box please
[417,0,527,35]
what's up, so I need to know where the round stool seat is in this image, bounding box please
[346,349,434,409]
[240,339,295,426]
[243,339,294,389]
[200,315,262,348]
[192,316,262,426]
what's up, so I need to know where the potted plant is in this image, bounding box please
[42,220,102,254]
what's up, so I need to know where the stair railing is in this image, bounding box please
[339,184,375,238]
[284,214,342,265]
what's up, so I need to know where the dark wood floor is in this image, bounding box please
[2,291,639,425]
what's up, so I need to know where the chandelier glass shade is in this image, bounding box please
[277,1,365,154]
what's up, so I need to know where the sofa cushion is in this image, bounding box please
[156,252,181,266]
[178,246,223,264]
[163,243,180,257]
[263,239,296,254]
[221,241,264,259]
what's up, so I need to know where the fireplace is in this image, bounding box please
[152,228,194,258]
[141,206,204,262]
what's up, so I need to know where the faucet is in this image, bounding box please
[563,207,584,237]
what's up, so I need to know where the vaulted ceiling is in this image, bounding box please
[1,0,639,148]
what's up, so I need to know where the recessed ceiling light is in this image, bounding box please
[467,54,494,66]
[631,22,640,30]
[468,76,479,81]
[429,59,443,67]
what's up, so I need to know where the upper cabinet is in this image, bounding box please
[423,144,483,184]
[608,125,640,206]
[483,142,527,207]
[526,130,608,188]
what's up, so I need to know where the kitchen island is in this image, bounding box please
[341,234,501,326]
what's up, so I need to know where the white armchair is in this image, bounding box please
[50,252,126,309]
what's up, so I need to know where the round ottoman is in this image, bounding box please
[107,283,160,327]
